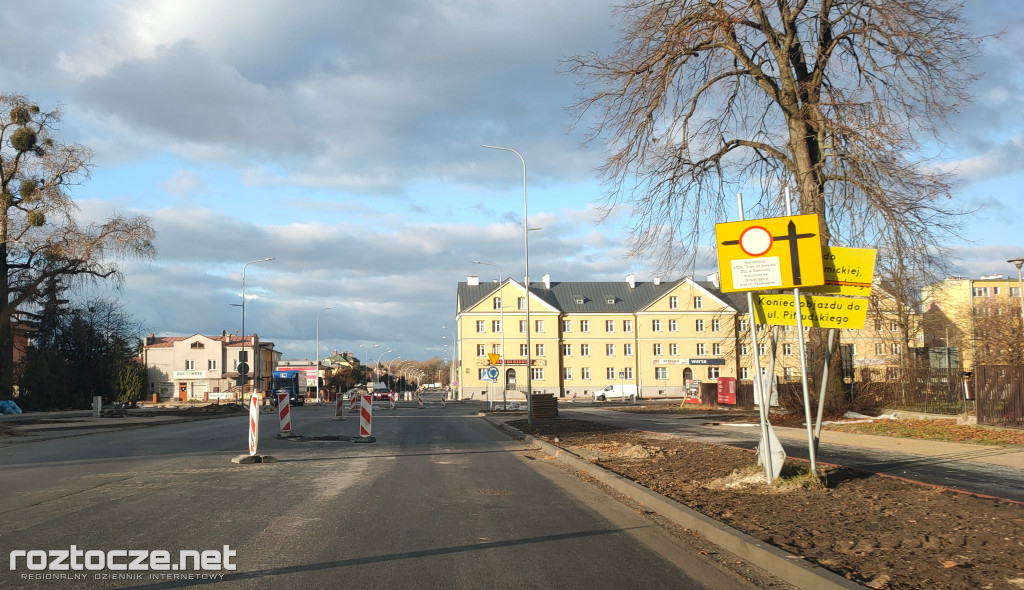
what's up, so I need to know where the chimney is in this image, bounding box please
[467,275,480,286]
[653,276,661,286]
[626,274,636,288]
[542,273,551,288]
[707,273,720,288]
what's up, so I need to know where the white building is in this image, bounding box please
[142,332,280,401]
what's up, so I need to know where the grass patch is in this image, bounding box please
[775,462,826,490]
[826,419,1024,446]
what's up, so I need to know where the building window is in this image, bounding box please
[624,343,633,356]
[669,343,678,355]
[653,343,662,355]
[492,344,501,354]
[535,320,544,333]
[708,367,720,379]
[875,320,882,331]
[493,297,501,310]
[623,319,633,332]
[740,367,749,379]
[694,296,703,309]
[624,367,634,379]
[758,343,766,355]
[520,344,528,356]
[564,367,573,380]
[739,319,749,331]
[652,319,661,332]
[605,320,615,332]
[712,343,721,355]
[875,343,884,355]
[741,344,749,356]
[536,343,545,357]
[973,287,990,297]
[655,367,668,380]
[784,367,794,380]
[190,341,204,349]
[476,344,485,356]
[607,367,616,380]
[696,343,705,355]
[518,297,526,310]
[891,343,902,355]
[581,367,590,380]
[993,287,1001,295]
[889,321,898,332]
[669,319,678,332]
[476,320,485,333]
[581,344,590,356]
[185,359,195,370]
[562,320,571,332]
[669,296,678,309]
[207,359,217,370]
[532,368,543,381]
[783,343,792,356]
[606,344,615,356]
[711,319,721,332]
[1012,287,1021,298]
[695,319,704,332]
[581,320,590,332]
[492,320,501,333]
[563,344,572,356]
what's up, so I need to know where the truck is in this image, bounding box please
[271,370,307,406]
[592,384,638,402]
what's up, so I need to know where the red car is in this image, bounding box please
[372,389,394,401]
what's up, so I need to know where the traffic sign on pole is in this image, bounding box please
[715,214,825,292]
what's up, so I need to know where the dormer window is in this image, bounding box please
[575,298,585,305]
[190,342,205,349]
[605,298,616,304]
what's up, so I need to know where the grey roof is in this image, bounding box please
[458,277,751,315]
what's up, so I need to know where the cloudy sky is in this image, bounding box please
[2,1,1022,364]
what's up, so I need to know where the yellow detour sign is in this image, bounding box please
[753,294,869,329]
[715,214,825,292]
[487,353,501,365]
[802,246,876,296]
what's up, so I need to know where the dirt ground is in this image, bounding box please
[509,417,1024,590]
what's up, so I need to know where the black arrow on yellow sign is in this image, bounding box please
[720,220,818,286]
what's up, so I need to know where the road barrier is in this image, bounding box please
[389,394,396,410]
[358,394,374,442]
[277,393,292,433]
[417,393,423,409]
[440,392,446,408]
[334,395,346,420]
[248,394,260,456]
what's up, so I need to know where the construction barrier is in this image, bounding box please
[440,392,446,408]
[350,394,360,411]
[389,394,396,410]
[277,393,292,433]
[417,393,423,409]
[248,393,260,456]
[334,395,346,420]
[359,394,373,438]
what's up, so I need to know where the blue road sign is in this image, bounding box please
[486,365,500,380]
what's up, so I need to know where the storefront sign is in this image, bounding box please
[688,358,726,366]
[173,370,207,379]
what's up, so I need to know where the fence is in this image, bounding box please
[851,367,969,416]
[975,365,1024,429]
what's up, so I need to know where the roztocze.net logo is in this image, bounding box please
[10,545,236,581]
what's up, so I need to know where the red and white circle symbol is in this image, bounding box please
[739,226,773,256]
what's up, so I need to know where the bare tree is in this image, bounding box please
[0,94,156,397]
[569,0,977,261]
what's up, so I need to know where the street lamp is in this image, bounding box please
[315,306,333,403]
[374,349,392,388]
[238,257,274,401]
[472,260,505,410]
[441,325,457,397]
[385,356,402,390]
[481,145,533,424]
[1009,258,1024,343]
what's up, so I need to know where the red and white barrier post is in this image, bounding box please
[389,393,396,410]
[417,393,423,409]
[356,394,375,443]
[440,392,446,408]
[248,393,260,456]
[277,393,292,434]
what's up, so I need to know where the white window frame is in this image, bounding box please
[655,367,668,380]
[581,367,590,380]
[605,320,615,332]
[581,344,590,357]
[669,319,677,332]
[653,343,662,355]
[476,320,485,333]
[652,319,661,332]
[669,296,678,309]
[606,343,615,356]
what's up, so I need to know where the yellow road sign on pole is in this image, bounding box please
[715,214,825,292]
[487,353,501,365]
[802,246,876,296]
[753,294,869,329]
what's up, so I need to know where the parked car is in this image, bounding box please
[592,384,637,402]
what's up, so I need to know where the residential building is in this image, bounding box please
[142,332,280,401]
[456,273,920,400]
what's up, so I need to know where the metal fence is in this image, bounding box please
[975,365,1024,429]
[851,367,970,416]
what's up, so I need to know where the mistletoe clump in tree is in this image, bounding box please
[0,94,156,397]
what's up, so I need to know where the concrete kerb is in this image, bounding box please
[483,415,861,590]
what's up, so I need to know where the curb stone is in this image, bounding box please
[484,415,862,590]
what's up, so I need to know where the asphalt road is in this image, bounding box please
[559,406,1024,502]
[0,402,773,589]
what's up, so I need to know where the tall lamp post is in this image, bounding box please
[472,261,505,409]
[385,356,402,390]
[375,349,392,388]
[238,257,274,401]
[441,325,457,397]
[315,306,333,403]
[482,144,533,424]
[1009,258,1024,346]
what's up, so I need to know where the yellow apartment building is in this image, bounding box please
[923,275,1024,369]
